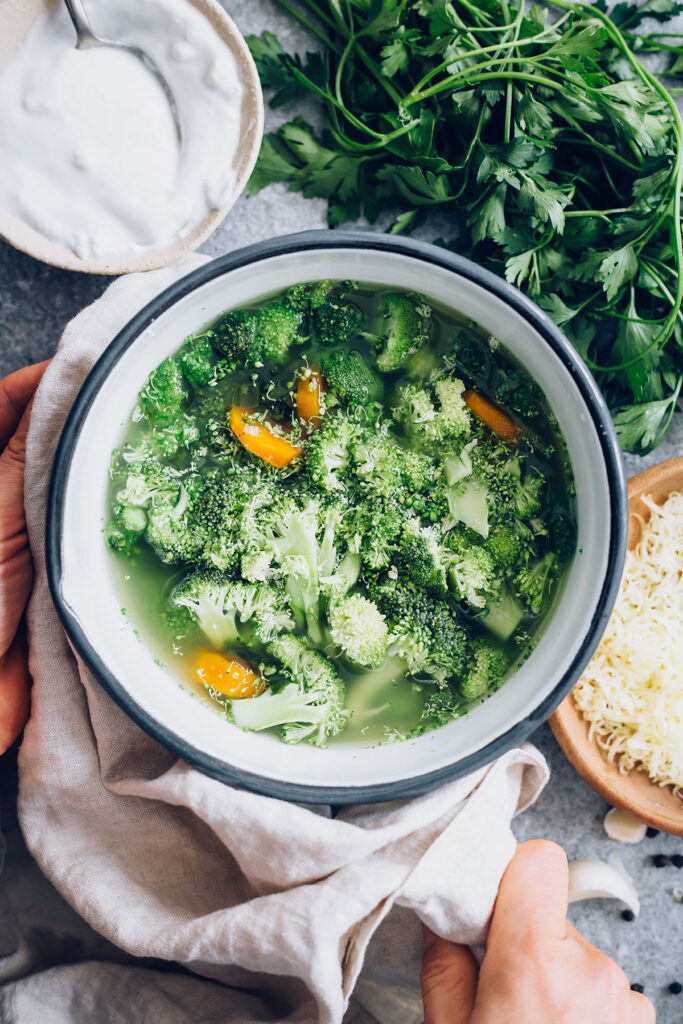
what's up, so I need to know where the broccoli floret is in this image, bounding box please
[108,498,148,556]
[466,446,544,529]
[160,603,195,642]
[209,310,259,371]
[485,523,524,570]
[376,292,431,372]
[426,602,470,681]
[320,349,383,407]
[435,379,473,437]
[209,302,302,370]
[194,467,281,576]
[135,466,271,571]
[115,460,181,510]
[193,473,246,574]
[445,522,484,555]
[394,378,471,449]
[398,450,448,524]
[230,683,334,744]
[311,299,363,346]
[232,633,349,746]
[422,684,462,727]
[548,506,577,566]
[399,518,449,595]
[495,367,545,420]
[329,593,390,669]
[192,390,228,451]
[171,571,294,647]
[304,413,360,492]
[351,428,403,498]
[285,280,337,312]
[106,522,142,557]
[450,328,498,391]
[116,504,147,535]
[144,479,204,565]
[343,495,404,570]
[117,415,201,463]
[254,302,303,364]
[459,636,510,702]
[177,335,223,387]
[505,460,545,519]
[401,449,438,492]
[373,582,469,683]
[137,358,186,424]
[242,496,342,644]
[346,429,446,523]
[514,553,557,615]
[515,474,544,519]
[171,570,240,646]
[448,546,500,609]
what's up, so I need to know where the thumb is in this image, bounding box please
[421,925,479,1024]
[0,398,33,523]
[0,629,30,755]
[487,840,569,950]
[0,400,35,655]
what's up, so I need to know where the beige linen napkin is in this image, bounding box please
[16,255,549,1024]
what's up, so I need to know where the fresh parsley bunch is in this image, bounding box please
[246,0,683,451]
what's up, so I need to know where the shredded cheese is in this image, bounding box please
[573,490,683,795]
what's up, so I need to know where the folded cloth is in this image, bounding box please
[16,255,549,1024]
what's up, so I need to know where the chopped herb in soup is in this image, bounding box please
[107,282,576,746]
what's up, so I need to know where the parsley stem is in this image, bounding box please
[564,208,631,220]
[454,0,496,27]
[270,0,340,54]
[562,132,642,173]
[271,0,402,105]
[403,17,568,104]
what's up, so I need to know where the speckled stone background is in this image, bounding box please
[1,0,683,1021]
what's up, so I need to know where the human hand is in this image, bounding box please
[0,361,49,755]
[421,840,655,1024]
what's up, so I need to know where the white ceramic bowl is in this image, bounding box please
[47,232,628,803]
[0,0,263,275]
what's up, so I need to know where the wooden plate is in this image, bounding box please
[550,455,683,836]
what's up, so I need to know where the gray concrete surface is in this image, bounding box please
[1,0,683,1020]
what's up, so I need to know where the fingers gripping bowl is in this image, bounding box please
[47,233,627,803]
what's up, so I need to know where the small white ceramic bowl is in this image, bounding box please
[0,0,263,275]
[47,232,628,803]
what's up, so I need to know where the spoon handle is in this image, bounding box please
[62,0,101,47]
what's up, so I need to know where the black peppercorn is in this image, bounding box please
[631,983,645,993]
[652,854,670,868]
[669,982,682,995]
[646,827,660,838]
[672,854,683,869]
[621,909,635,922]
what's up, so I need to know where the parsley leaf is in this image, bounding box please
[247,0,683,450]
[613,377,682,452]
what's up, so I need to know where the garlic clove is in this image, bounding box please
[603,808,647,844]
[568,858,640,916]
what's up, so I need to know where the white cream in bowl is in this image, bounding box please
[0,0,258,265]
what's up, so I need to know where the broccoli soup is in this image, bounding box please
[107,282,576,747]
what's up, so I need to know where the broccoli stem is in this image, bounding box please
[230,684,328,732]
[481,586,525,641]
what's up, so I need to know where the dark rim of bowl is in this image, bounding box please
[46,230,628,805]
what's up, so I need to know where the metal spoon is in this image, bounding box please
[62,0,182,143]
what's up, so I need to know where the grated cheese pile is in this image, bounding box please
[573,490,683,794]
